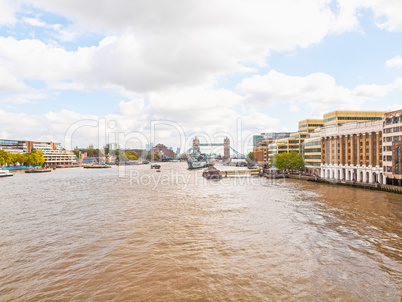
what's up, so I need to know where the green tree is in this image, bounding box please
[14,153,27,165]
[247,152,254,162]
[272,151,304,171]
[86,148,100,157]
[146,153,160,161]
[5,152,15,165]
[125,150,138,160]
[104,147,110,155]
[73,150,80,159]
[275,152,289,170]
[27,150,45,166]
[288,151,304,171]
[0,150,6,166]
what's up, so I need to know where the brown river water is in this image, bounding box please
[0,162,401,301]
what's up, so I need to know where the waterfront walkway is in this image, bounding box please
[286,173,402,194]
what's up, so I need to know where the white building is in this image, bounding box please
[320,121,386,184]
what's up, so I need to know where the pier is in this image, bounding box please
[219,169,260,177]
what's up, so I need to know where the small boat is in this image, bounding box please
[202,166,222,179]
[25,169,51,173]
[156,169,161,172]
[83,164,111,169]
[125,161,144,165]
[0,170,13,177]
[151,164,161,169]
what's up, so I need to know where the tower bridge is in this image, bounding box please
[188,137,245,161]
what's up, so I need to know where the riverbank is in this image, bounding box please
[287,173,402,194]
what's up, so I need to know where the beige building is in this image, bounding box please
[320,120,385,184]
[303,111,386,175]
[382,110,402,186]
[323,111,385,127]
[303,128,321,175]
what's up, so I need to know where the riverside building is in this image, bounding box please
[253,132,291,165]
[320,120,385,184]
[302,111,386,175]
[266,120,323,159]
[323,111,385,126]
[303,128,322,175]
[382,109,402,186]
[0,139,27,154]
[0,139,77,167]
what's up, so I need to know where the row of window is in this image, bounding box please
[304,140,321,147]
[304,148,321,153]
[304,155,321,160]
[384,136,401,142]
[324,116,382,123]
[383,126,401,133]
[337,116,382,121]
[385,116,402,125]
[300,124,323,128]
[305,162,321,166]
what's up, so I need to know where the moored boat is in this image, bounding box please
[187,150,210,170]
[151,164,161,169]
[202,166,222,179]
[83,164,111,169]
[25,169,51,173]
[0,170,13,177]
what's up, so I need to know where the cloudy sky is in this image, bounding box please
[0,0,401,152]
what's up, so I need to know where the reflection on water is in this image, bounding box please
[0,163,401,300]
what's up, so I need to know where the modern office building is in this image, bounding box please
[0,139,27,153]
[382,109,402,186]
[320,120,385,184]
[253,132,291,165]
[0,139,77,167]
[323,111,385,127]
[298,119,324,133]
[302,128,322,174]
[253,135,265,149]
[29,142,77,167]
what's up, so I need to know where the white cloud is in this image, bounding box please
[0,91,47,104]
[335,0,402,32]
[366,0,402,32]
[289,105,301,112]
[0,0,357,94]
[0,66,26,91]
[22,16,46,27]
[236,70,402,115]
[0,0,17,25]
[386,55,402,67]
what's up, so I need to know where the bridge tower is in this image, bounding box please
[192,136,200,153]
[223,137,230,162]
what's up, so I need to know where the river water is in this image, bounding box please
[0,163,401,301]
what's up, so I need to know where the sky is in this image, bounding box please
[0,0,401,153]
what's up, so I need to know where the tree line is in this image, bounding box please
[248,150,305,171]
[270,151,304,171]
[0,150,45,167]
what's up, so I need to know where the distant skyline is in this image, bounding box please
[0,0,401,150]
